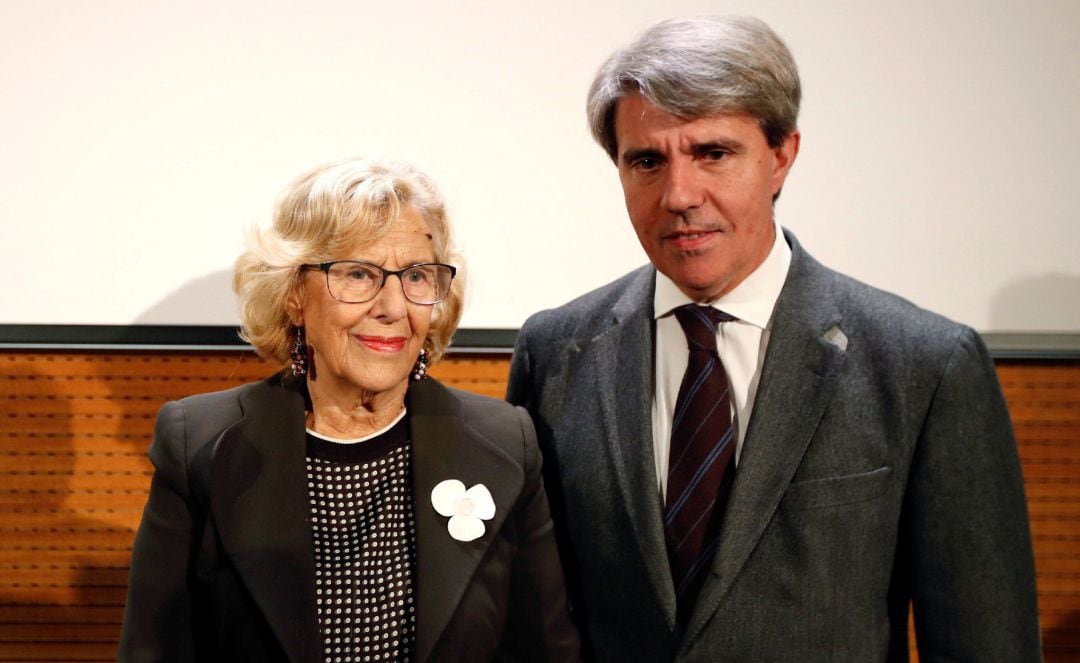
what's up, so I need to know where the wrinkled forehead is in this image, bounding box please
[384,213,435,248]
[342,206,436,261]
[615,94,763,151]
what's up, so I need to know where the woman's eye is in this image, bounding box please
[345,268,376,281]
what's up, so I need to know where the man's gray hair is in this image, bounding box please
[587,16,801,160]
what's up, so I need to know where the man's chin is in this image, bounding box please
[668,273,730,303]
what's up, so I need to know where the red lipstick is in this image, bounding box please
[356,336,407,352]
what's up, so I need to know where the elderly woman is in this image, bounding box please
[119,158,580,662]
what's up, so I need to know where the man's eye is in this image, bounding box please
[701,149,728,161]
[633,157,660,171]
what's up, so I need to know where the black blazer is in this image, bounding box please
[120,376,580,662]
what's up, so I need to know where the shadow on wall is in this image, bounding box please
[988,273,1080,332]
[1044,610,1080,662]
[133,269,237,326]
[0,265,279,660]
[0,355,147,661]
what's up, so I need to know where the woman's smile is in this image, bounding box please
[356,334,407,352]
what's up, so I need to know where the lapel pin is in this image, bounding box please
[431,479,496,542]
[823,324,848,351]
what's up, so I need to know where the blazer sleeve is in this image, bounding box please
[505,321,535,415]
[494,406,582,662]
[901,327,1041,660]
[118,400,200,662]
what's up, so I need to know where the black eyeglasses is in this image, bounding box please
[301,261,457,305]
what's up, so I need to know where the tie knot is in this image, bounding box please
[673,305,735,353]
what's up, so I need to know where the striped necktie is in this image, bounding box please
[665,304,737,625]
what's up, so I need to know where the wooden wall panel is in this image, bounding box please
[998,361,1080,659]
[0,350,509,661]
[0,351,1076,660]
[0,352,264,661]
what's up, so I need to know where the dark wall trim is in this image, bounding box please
[980,333,1080,360]
[0,325,518,354]
[1,325,1078,360]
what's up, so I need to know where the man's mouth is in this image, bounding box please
[664,228,720,250]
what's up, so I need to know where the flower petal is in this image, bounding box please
[431,479,466,517]
[448,515,485,542]
[464,484,496,520]
[453,497,476,518]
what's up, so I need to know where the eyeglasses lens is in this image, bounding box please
[326,263,452,304]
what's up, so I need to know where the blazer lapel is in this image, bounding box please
[685,233,848,643]
[210,380,321,663]
[571,267,678,628]
[408,379,524,662]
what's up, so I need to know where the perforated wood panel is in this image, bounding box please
[999,361,1080,659]
[0,351,1076,661]
[0,351,509,661]
[0,352,266,661]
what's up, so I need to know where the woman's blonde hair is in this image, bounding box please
[233,158,464,369]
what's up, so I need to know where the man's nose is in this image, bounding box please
[659,159,705,214]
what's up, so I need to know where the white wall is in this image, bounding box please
[2,0,1078,332]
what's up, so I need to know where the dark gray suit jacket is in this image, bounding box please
[120,376,580,662]
[507,230,1040,661]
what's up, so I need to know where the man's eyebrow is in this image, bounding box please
[620,147,665,165]
[690,138,745,154]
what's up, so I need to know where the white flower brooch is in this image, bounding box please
[431,479,496,542]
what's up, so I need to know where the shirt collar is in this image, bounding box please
[653,221,792,330]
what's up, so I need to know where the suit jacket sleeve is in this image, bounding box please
[902,327,1041,660]
[119,400,200,662]
[506,318,594,658]
[495,405,582,662]
[506,325,535,419]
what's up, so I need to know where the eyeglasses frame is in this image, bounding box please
[301,261,457,305]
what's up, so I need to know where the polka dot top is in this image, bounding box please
[305,413,417,662]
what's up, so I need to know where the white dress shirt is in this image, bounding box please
[652,223,791,499]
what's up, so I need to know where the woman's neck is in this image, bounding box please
[305,378,408,439]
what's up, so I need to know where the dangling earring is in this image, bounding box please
[411,348,429,381]
[290,327,307,377]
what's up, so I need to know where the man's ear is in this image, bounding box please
[771,130,800,195]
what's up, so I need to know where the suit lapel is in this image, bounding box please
[210,380,321,663]
[572,267,678,627]
[685,233,848,643]
[408,379,524,662]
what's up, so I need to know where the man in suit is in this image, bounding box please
[507,15,1041,661]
